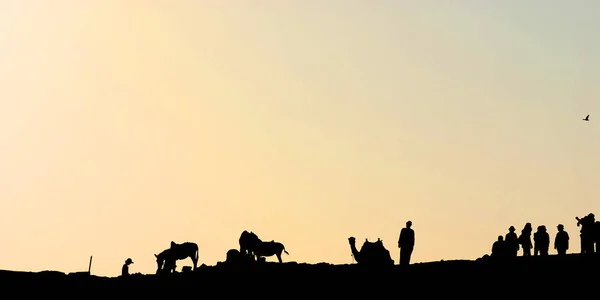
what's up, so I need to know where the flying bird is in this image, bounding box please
[583,114,589,121]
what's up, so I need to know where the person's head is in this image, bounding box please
[125,258,134,265]
[557,224,564,231]
[509,226,515,232]
[497,235,503,241]
[406,221,412,228]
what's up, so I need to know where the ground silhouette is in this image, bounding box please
[1,254,597,294]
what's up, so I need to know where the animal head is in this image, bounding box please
[154,249,173,270]
[247,232,262,247]
[348,237,356,245]
[155,253,164,269]
[241,231,260,241]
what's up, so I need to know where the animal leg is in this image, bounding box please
[193,250,199,270]
[277,253,282,263]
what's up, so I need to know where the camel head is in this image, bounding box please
[348,237,356,246]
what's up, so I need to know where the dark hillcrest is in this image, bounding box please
[1,254,598,295]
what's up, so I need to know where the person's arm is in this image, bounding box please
[398,230,403,248]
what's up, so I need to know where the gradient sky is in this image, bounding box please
[0,0,599,277]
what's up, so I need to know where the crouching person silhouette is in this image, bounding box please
[121,258,134,277]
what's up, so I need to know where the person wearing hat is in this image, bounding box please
[554,224,569,255]
[122,258,134,276]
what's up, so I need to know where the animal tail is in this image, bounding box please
[283,248,289,255]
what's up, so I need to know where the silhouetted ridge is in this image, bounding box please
[2,254,597,294]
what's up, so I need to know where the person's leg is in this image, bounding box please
[400,248,409,265]
[583,236,593,254]
[406,247,413,265]
[400,248,405,265]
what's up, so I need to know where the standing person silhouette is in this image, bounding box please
[519,223,533,256]
[398,220,415,266]
[576,213,595,254]
[505,226,520,257]
[554,224,569,255]
[534,225,550,256]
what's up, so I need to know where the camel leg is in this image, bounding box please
[277,253,282,263]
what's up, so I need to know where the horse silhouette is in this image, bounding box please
[239,230,261,259]
[154,241,199,273]
[254,240,289,263]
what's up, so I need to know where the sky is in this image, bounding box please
[0,0,599,277]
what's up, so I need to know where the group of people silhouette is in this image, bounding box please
[491,212,600,258]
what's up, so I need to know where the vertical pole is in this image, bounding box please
[88,256,93,275]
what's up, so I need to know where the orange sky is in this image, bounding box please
[0,1,598,277]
